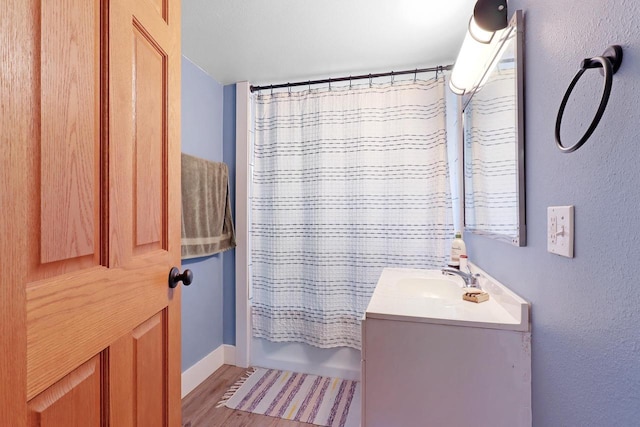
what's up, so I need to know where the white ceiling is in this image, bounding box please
[181,0,477,86]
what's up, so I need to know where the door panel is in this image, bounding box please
[109,309,177,427]
[28,355,102,427]
[132,312,167,426]
[28,0,102,282]
[133,25,166,251]
[39,0,101,265]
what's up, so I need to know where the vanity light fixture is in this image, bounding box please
[449,0,509,95]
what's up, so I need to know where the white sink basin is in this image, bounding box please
[366,267,530,332]
[393,277,463,300]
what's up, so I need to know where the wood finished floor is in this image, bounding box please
[182,365,317,427]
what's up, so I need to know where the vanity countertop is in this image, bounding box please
[365,266,530,332]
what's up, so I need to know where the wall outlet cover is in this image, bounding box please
[547,206,574,258]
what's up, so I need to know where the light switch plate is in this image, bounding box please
[547,206,574,258]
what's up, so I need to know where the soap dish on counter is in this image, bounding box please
[462,288,490,303]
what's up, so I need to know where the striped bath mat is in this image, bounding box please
[218,368,360,427]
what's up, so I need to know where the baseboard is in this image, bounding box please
[181,344,236,398]
[223,344,236,365]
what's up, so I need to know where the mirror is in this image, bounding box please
[463,11,525,246]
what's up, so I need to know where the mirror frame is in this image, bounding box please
[462,10,526,246]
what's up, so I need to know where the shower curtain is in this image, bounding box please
[251,78,454,349]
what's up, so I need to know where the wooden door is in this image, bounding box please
[1,0,182,425]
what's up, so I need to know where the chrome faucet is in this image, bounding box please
[441,267,480,288]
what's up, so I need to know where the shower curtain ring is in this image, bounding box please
[288,85,291,96]
[328,78,332,91]
[369,74,372,88]
[349,76,352,89]
[391,72,395,85]
[414,69,418,82]
[270,84,273,96]
[308,80,311,92]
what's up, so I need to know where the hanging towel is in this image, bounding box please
[181,153,236,259]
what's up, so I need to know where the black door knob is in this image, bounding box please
[168,267,193,288]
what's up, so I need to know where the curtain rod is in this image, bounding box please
[249,65,453,93]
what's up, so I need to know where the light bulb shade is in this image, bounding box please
[449,16,504,95]
[473,0,508,32]
[468,16,494,44]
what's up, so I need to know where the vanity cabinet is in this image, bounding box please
[361,268,531,427]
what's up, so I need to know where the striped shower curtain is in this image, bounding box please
[251,78,454,349]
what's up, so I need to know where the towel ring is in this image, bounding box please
[555,45,623,153]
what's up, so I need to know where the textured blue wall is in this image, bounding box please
[222,84,237,345]
[465,1,640,425]
[181,56,225,372]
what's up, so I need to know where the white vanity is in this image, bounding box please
[361,267,531,427]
